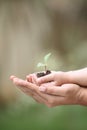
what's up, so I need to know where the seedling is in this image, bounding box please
[37,53,51,77]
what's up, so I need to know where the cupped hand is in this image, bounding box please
[26,71,70,86]
[10,75,48,104]
[10,75,83,107]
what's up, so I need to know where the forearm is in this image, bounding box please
[66,67,87,87]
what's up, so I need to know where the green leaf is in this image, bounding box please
[37,62,45,68]
[44,53,51,63]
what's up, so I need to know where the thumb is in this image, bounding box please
[37,74,54,85]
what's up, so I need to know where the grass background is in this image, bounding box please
[0,101,87,130]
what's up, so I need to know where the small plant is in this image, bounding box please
[37,53,51,72]
[36,53,51,77]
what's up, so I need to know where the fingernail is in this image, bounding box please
[39,87,46,92]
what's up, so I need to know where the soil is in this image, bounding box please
[36,70,51,78]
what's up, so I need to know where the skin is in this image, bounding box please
[27,68,87,87]
[10,73,87,107]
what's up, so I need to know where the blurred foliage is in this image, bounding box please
[0,0,87,130]
[0,103,87,130]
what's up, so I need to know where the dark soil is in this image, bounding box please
[36,70,51,78]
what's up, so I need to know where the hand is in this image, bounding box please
[26,71,71,86]
[38,82,83,106]
[26,68,87,87]
[10,75,48,104]
[10,75,85,107]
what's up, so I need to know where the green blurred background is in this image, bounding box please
[0,0,87,130]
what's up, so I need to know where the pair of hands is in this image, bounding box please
[10,71,84,107]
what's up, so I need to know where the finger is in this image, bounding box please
[37,73,54,85]
[26,73,38,84]
[10,75,16,80]
[33,94,47,104]
[12,77,28,87]
[32,74,39,85]
[34,89,66,107]
[15,81,47,104]
[17,85,33,96]
[33,96,41,103]
[39,83,80,97]
[26,74,33,83]
[11,77,35,95]
[11,76,36,94]
[16,84,46,104]
[39,85,67,96]
[41,82,56,86]
[10,76,49,105]
[11,77,47,100]
[11,76,53,105]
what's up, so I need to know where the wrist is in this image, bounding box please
[64,71,75,84]
[65,68,87,86]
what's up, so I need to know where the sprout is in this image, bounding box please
[44,53,51,64]
[37,53,51,72]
